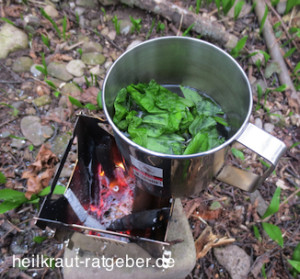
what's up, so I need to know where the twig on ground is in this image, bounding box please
[252,0,299,113]
[265,0,300,52]
[279,187,300,210]
[120,0,238,49]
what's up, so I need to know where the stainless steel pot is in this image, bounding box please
[102,37,286,197]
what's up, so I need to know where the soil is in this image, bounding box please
[0,0,299,278]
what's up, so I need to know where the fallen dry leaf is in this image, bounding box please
[4,5,24,17]
[80,87,99,105]
[22,144,59,199]
[195,226,235,259]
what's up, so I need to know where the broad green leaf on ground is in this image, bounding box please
[33,236,48,244]
[39,185,66,196]
[0,171,6,184]
[0,200,26,214]
[68,96,84,108]
[0,189,26,202]
[262,222,284,247]
[288,260,300,273]
[262,187,281,219]
[231,147,245,160]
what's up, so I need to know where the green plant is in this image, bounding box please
[0,102,19,117]
[68,96,99,111]
[130,16,142,33]
[35,52,48,77]
[284,47,296,58]
[258,187,284,248]
[221,0,236,15]
[0,17,15,25]
[0,185,65,214]
[45,79,61,97]
[285,0,299,14]
[196,0,202,14]
[260,5,269,34]
[289,243,300,277]
[97,90,103,109]
[41,34,51,49]
[234,0,245,20]
[231,147,245,160]
[182,23,195,36]
[62,15,67,41]
[0,171,6,184]
[156,21,165,33]
[77,48,83,57]
[230,35,248,58]
[75,12,80,25]
[33,236,48,244]
[28,144,34,151]
[40,8,61,38]
[146,19,156,40]
[112,15,121,35]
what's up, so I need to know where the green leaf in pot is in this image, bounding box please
[183,132,209,155]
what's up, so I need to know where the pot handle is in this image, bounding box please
[216,123,287,192]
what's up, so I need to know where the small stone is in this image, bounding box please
[214,245,251,279]
[108,30,116,41]
[269,111,283,124]
[72,76,86,86]
[0,23,28,59]
[30,64,44,78]
[33,95,52,107]
[126,40,143,51]
[20,116,53,146]
[61,83,81,97]
[66,60,86,77]
[58,95,69,108]
[101,27,109,36]
[48,62,73,81]
[265,62,281,79]
[254,118,263,129]
[23,15,41,28]
[120,19,132,35]
[46,107,69,122]
[51,133,72,158]
[98,0,119,5]
[104,61,113,70]
[76,0,98,8]
[74,7,86,16]
[250,50,264,66]
[77,35,90,43]
[276,0,287,15]
[90,19,101,28]
[25,107,36,115]
[290,114,300,126]
[81,41,103,53]
[11,138,26,149]
[89,65,102,75]
[44,5,59,18]
[264,123,275,133]
[12,57,33,73]
[81,52,105,65]
[249,190,268,217]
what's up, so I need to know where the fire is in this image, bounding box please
[88,160,135,228]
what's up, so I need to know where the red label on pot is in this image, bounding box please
[130,156,163,187]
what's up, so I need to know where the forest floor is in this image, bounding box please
[0,0,299,278]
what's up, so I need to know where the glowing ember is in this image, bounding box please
[88,161,135,227]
